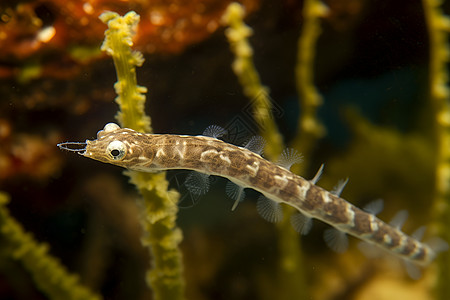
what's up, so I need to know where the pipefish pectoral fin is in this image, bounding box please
[57,141,87,155]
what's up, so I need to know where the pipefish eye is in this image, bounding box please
[106,140,127,160]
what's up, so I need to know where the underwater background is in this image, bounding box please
[1,0,450,299]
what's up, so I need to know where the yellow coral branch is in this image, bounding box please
[223,1,328,298]
[421,0,450,298]
[222,3,283,161]
[291,0,328,163]
[222,3,308,299]
[100,11,151,133]
[276,1,327,298]
[0,192,101,300]
[100,11,184,300]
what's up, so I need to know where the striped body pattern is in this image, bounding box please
[58,123,446,271]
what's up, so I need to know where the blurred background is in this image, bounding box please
[0,0,448,299]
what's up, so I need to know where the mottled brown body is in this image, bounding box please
[73,124,435,266]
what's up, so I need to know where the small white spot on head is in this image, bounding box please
[104,123,121,132]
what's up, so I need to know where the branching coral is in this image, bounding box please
[292,0,328,166]
[421,0,450,298]
[222,2,327,298]
[100,11,151,133]
[222,2,283,161]
[100,11,184,300]
[0,192,101,300]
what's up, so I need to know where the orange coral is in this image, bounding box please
[0,0,260,79]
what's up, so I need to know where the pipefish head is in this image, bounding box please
[58,123,156,170]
